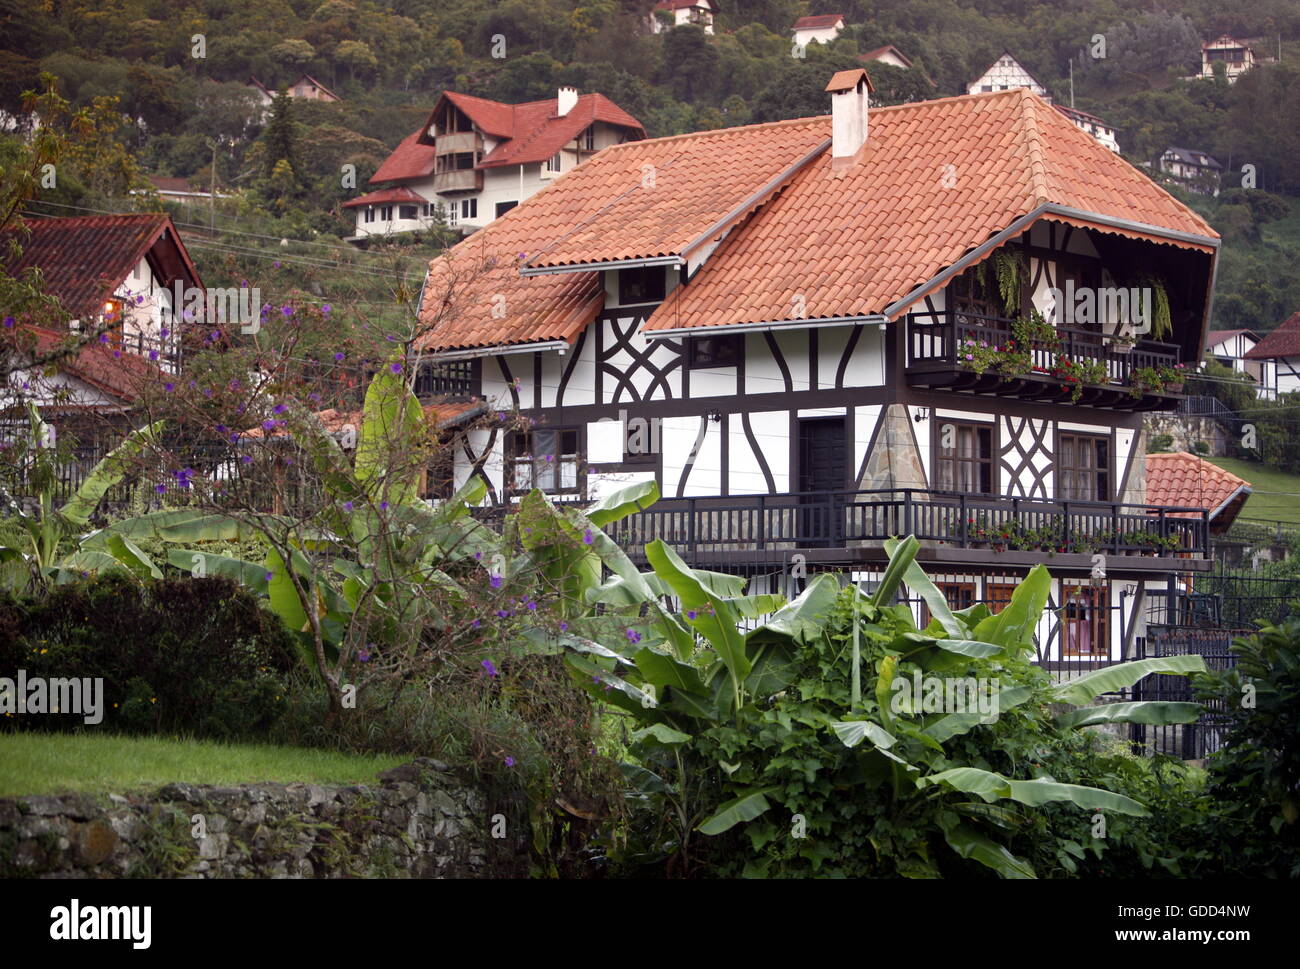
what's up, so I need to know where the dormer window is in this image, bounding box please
[545,153,562,173]
[618,266,665,305]
[582,127,595,151]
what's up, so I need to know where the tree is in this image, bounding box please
[660,25,718,102]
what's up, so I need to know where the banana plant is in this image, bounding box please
[0,405,164,589]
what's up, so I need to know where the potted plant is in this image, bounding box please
[1050,356,1108,402]
[1105,331,1136,355]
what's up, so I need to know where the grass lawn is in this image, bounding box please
[1204,456,1300,526]
[0,732,408,798]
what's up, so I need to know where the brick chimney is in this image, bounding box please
[557,86,579,117]
[826,69,873,166]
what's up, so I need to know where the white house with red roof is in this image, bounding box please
[1199,36,1256,82]
[345,87,644,240]
[1203,328,1274,397]
[411,70,1224,665]
[967,52,1119,151]
[649,0,714,34]
[1245,311,1300,397]
[792,13,846,48]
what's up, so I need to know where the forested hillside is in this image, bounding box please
[2,0,1299,329]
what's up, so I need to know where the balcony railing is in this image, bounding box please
[907,310,1182,406]
[434,131,481,156]
[598,488,1211,563]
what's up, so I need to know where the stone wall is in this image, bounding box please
[1144,414,1230,456]
[0,758,529,879]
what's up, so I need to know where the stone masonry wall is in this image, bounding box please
[0,758,530,878]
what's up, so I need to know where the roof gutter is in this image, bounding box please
[520,255,683,276]
[1041,203,1220,250]
[428,340,570,362]
[644,314,886,340]
[1209,485,1252,522]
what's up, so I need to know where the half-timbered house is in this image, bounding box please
[414,71,1222,669]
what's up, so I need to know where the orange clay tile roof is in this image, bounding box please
[1145,452,1252,528]
[1,213,203,320]
[369,129,438,184]
[415,117,829,351]
[794,15,844,29]
[419,91,645,171]
[342,185,428,208]
[23,325,163,404]
[1245,311,1300,359]
[417,88,1217,351]
[646,89,1216,332]
[242,401,485,440]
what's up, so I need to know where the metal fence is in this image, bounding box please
[1124,625,1242,759]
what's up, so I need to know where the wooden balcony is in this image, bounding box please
[597,489,1212,572]
[434,131,481,156]
[906,311,1185,411]
[432,169,483,194]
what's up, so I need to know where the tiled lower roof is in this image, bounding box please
[1145,452,1252,526]
[1244,312,1300,359]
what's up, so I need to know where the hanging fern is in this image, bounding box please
[1134,273,1172,341]
[976,249,1024,316]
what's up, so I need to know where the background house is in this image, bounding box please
[1204,329,1274,397]
[967,52,1118,151]
[792,14,846,48]
[1200,36,1256,82]
[413,74,1220,667]
[1244,311,1300,396]
[649,0,714,34]
[1159,147,1222,194]
[345,87,644,240]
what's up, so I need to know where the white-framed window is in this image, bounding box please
[380,205,393,221]
[582,126,595,151]
[399,204,418,220]
[545,152,562,173]
[508,428,581,494]
[446,203,458,226]
[461,197,477,220]
[364,208,375,224]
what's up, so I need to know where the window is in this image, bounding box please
[688,333,742,368]
[934,421,994,494]
[922,581,975,627]
[981,84,993,92]
[399,204,418,220]
[622,415,660,465]
[1058,433,1109,501]
[618,266,665,305]
[582,126,595,151]
[364,208,375,224]
[446,203,458,226]
[949,264,1002,323]
[461,198,477,220]
[380,205,393,221]
[983,582,1017,614]
[508,428,581,494]
[1062,583,1109,657]
[495,200,518,218]
[545,152,562,173]
[422,203,433,217]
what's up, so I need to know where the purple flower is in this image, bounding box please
[343,501,354,511]
[474,551,483,560]
[265,572,275,582]
[583,528,594,545]
[389,362,402,374]
[490,574,504,589]
[262,419,277,431]
[526,601,537,611]
[379,500,389,511]
[154,483,166,494]
[625,628,641,644]
[240,454,253,464]
[273,403,287,414]
[282,305,294,317]
[472,619,482,628]
[481,658,498,677]
[559,622,568,632]
[148,350,159,361]
[334,352,345,362]
[496,609,510,618]
[273,260,281,269]
[504,756,515,767]
[164,382,175,392]
[687,610,697,620]
[322,304,331,315]
[358,648,372,663]
[2,316,13,328]
[135,294,144,305]
[99,333,109,343]
[160,327,170,338]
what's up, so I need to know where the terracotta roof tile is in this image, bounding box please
[419,88,1217,350]
[1146,452,1252,527]
[1,213,201,320]
[370,129,438,184]
[1245,312,1300,359]
[342,185,429,208]
[24,325,163,404]
[794,15,844,29]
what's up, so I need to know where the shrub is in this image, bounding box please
[1192,620,1300,877]
[0,573,296,739]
